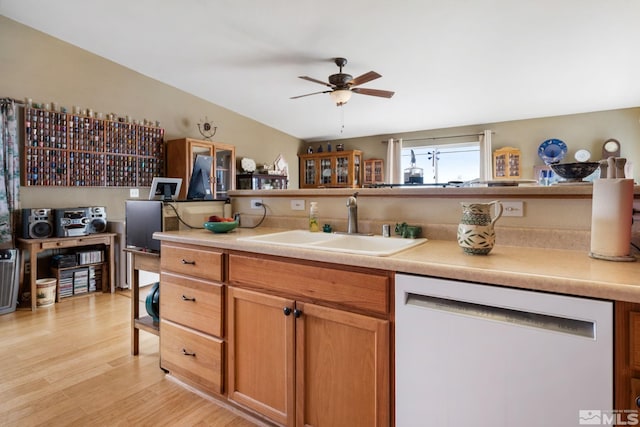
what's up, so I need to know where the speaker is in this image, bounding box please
[86,206,107,234]
[21,208,54,239]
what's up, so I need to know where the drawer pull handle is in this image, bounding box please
[182,348,196,357]
[181,295,196,302]
[636,396,640,408]
[294,309,302,318]
[181,259,196,265]
[283,307,292,316]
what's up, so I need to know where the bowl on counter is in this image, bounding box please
[204,221,238,233]
[549,162,599,182]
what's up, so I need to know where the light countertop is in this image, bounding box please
[154,227,640,303]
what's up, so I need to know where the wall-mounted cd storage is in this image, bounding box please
[23,107,164,187]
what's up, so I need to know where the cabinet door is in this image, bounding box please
[295,302,390,427]
[335,154,350,186]
[227,287,296,427]
[319,157,333,186]
[213,143,235,199]
[301,158,318,188]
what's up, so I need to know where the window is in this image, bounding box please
[401,142,480,184]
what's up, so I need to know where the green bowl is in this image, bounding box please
[203,221,238,233]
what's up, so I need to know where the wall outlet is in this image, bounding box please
[501,201,524,217]
[250,199,263,209]
[130,188,139,198]
[291,200,305,211]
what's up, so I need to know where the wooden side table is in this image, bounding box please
[124,248,160,355]
[17,233,116,310]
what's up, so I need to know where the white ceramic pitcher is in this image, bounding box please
[456,201,503,255]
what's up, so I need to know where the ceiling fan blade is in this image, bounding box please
[352,87,395,98]
[298,76,333,88]
[290,90,332,99]
[349,71,381,87]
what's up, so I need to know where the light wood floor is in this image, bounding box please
[0,291,258,427]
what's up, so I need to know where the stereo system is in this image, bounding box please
[21,206,107,239]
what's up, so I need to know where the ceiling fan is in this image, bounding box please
[291,57,395,106]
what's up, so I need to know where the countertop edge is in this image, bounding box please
[153,228,640,303]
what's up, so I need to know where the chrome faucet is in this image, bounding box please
[346,192,358,234]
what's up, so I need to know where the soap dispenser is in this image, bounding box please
[309,202,319,232]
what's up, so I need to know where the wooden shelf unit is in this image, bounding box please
[493,147,521,180]
[51,261,104,301]
[165,138,235,200]
[298,149,363,188]
[23,107,164,187]
[17,233,116,311]
[364,158,385,186]
[236,173,288,190]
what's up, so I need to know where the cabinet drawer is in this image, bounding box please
[160,319,224,395]
[41,235,111,249]
[228,252,390,315]
[160,272,223,337]
[161,242,223,281]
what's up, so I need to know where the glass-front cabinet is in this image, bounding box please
[298,150,363,188]
[166,138,235,200]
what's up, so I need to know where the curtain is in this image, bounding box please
[479,130,492,181]
[0,100,20,246]
[385,138,403,184]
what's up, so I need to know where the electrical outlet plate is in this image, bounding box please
[501,201,524,217]
[291,200,305,211]
[250,199,263,209]
[130,188,139,198]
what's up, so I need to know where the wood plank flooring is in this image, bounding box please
[0,292,259,427]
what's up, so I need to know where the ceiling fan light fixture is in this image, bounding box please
[330,89,352,106]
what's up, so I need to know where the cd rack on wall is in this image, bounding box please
[22,107,165,187]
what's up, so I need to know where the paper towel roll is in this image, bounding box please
[590,178,634,259]
[223,202,232,219]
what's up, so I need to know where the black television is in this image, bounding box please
[125,200,162,253]
[186,154,214,200]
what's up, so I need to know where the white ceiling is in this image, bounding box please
[2,1,639,141]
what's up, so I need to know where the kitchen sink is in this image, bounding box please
[238,230,427,256]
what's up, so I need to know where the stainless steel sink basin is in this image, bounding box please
[238,230,427,256]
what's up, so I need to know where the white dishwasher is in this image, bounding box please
[395,273,612,427]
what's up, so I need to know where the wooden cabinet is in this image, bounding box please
[236,173,288,190]
[492,147,521,180]
[298,150,363,188]
[616,302,640,417]
[227,252,391,427]
[364,158,385,186]
[159,241,225,395]
[227,287,295,426]
[166,138,235,200]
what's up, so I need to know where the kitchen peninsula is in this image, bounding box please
[154,203,640,426]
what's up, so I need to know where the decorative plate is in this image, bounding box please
[574,149,591,162]
[538,139,567,164]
